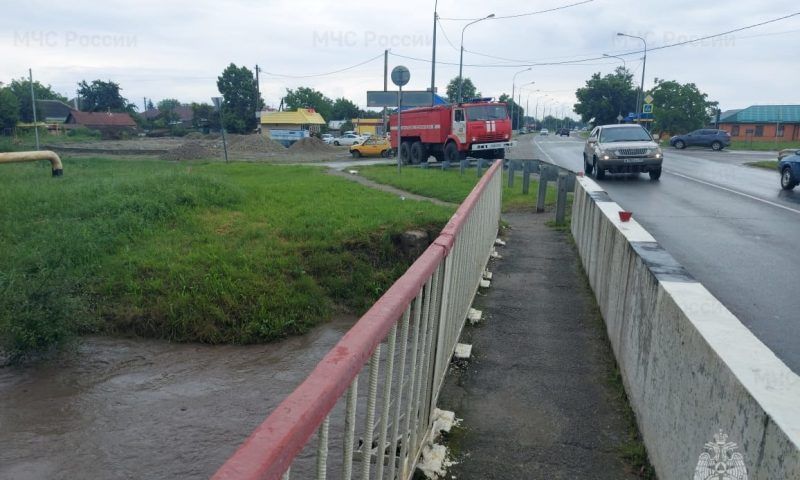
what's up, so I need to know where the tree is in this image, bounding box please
[331,97,360,121]
[77,79,134,112]
[191,102,221,131]
[648,78,717,134]
[574,67,637,126]
[446,76,479,103]
[283,87,333,121]
[0,87,20,130]
[8,78,67,122]
[216,63,263,134]
[157,98,181,124]
[499,93,525,130]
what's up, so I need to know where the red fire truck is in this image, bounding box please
[388,99,515,164]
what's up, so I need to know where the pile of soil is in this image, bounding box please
[160,141,217,161]
[227,134,286,154]
[287,137,337,154]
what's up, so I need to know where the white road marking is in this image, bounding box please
[664,169,800,216]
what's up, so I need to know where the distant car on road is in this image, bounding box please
[321,133,334,144]
[778,150,800,190]
[669,129,731,151]
[557,128,570,137]
[583,124,664,180]
[350,137,391,158]
[333,133,362,146]
[539,128,549,136]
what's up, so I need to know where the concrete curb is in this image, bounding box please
[570,176,800,479]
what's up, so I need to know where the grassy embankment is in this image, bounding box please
[356,163,560,212]
[0,158,453,361]
[745,160,780,170]
[730,140,800,151]
[0,129,102,152]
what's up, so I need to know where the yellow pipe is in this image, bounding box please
[0,150,63,176]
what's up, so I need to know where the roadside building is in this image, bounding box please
[142,105,194,127]
[260,108,326,146]
[36,99,74,123]
[717,105,800,142]
[351,117,384,136]
[64,110,138,139]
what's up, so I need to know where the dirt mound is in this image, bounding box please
[160,141,217,161]
[227,134,286,153]
[184,132,204,139]
[287,137,337,154]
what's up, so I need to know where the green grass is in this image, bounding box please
[0,158,453,361]
[745,160,779,170]
[357,164,560,212]
[730,139,800,151]
[1,129,102,152]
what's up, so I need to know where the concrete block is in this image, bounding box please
[494,238,506,246]
[479,279,490,289]
[467,308,483,324]
[454,343,472,360]
[482,270,493,280]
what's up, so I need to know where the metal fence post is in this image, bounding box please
[537,165,549,213]
[522,160,531,194]
[476,159,483,177]
[460,159,467,176]
[507,161,515,188]
[556,173,568,225]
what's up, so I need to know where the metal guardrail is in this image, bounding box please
[213,160,503,480]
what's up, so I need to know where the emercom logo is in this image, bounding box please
[694,430,748,480]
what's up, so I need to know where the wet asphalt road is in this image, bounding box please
[519,134,800,374]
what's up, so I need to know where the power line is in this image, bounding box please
[261,52,384,79]
[436,17,460,52]
[394,12,800,68]
[439,0,595,21]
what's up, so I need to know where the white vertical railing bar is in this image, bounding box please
[342,379,359,480]
[375,323,397,480]
[387,307,412,480]
[317,416,330,480]
[360,347,381,480]
[409,278,433,462]
[399,290,425,478]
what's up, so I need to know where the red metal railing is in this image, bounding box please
[213,160,503,480]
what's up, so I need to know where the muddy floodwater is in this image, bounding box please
[0,317,354,479]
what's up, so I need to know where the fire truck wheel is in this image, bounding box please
[410,141,426,164]
[444,142,460,163]
[399,142,412,164]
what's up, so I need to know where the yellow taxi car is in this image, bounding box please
[350,136,391,158]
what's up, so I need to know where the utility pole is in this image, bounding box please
[143,97,147,113]
[430,0,438,106]
[383,49,388,134]
[254,64,261,119]
[29,69,40,150]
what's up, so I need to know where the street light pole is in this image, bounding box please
[602,53,626,70]
[517,81,534,133]
[617,33,647,124]
[510,67,531,131]
[458,13,494,103]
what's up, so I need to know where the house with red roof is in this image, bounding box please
[65,110,138,139]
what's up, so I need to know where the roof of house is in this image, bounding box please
[66,111,137,127]
[142,105,193,122]
[261,108,326,125]
[717,109,743,122]
[36,99,74,122]
[720,105,800,124]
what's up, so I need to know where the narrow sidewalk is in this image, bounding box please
[438,213,641,479]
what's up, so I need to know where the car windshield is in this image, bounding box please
[599,127,652,143]
[466,105,507,121]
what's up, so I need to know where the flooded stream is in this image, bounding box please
[0,317,354,479]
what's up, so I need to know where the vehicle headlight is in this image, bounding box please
[472,137,477,142]
[504,133,509,139]
[597,149,613,160]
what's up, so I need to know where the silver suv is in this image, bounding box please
[583,124,663,180]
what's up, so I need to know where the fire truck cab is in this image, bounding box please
[388,99,515,164]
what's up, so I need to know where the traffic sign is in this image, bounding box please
[642,104,653,114]
[367,91,434,107]
[644,94,654,104]
[391,66,410,87]
[616,114,624,122]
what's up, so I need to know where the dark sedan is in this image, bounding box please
[670,129,731,151]
[779,150,800,190]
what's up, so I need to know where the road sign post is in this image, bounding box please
[391,66,410,173]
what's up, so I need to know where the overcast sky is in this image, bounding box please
[2,0,798,117]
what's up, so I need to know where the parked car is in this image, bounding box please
[778,150,800,190]
[539,128,549,136]
[583,124,663,180]
[669,129,731,151]
[350,137,391,158]
[333,133,363,146]
[557,128,570,137]
[321,133,334,144]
